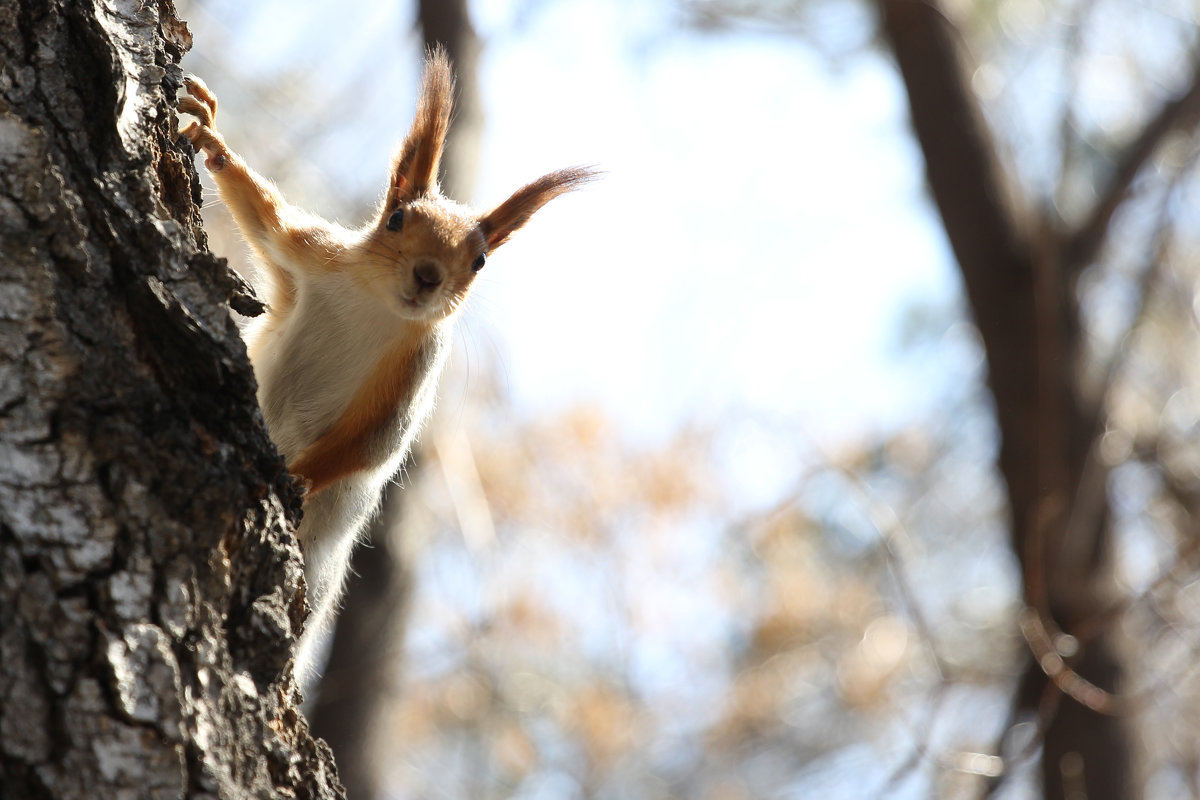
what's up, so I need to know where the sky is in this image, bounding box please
[466,2,962,444]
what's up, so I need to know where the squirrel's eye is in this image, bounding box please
[386,208,404,232]
[471,253,486,272]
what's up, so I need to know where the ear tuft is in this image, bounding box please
[481,166,600,250]
[386,46,455,208]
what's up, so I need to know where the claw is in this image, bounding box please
[176,77,229,170]
[182,75,218,107]
[178,74,219,127]
[178,96,213,128]
[176,75,230,167]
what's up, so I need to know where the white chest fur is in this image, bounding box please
[243,269,450,677]
[246,270,409,462]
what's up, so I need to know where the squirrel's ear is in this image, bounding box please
[388,47,454,203]
[481,167,598,250]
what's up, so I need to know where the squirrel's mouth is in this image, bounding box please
[397,288,426,307]
[395,292,444,321]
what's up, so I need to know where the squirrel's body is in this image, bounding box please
[180,51,593,678]
[244,243,448,477]
[246,262,449,619]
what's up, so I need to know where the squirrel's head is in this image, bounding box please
[359,47,597,323]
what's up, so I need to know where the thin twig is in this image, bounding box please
[1061,53,1200,277]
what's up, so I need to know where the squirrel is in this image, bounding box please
[178,49,595,679]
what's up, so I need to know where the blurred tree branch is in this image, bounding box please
[872,0,1200,796]
[1061,57,1200,279]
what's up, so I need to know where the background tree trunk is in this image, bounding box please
[878,0,1200,796]
[307,2,483,798]
[0,1,342,797]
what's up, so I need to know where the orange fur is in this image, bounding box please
[287,335,426,493]
[180,57,596,520]
[179,51,597,681]
[388,48,454,202]
[482,167,599,249]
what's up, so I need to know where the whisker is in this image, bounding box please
[358,246,400,263]
[353,239,403,262]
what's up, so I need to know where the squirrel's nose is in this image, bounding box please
[413,261,443,291]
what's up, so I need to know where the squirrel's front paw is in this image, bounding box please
[178,76,229,170]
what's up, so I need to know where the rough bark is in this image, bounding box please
[307,3,483,797]
[876,0,1139,797]
[0,1,342,797]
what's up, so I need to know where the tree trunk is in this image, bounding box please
[0,1,342,797]
[876,1,1135,797]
